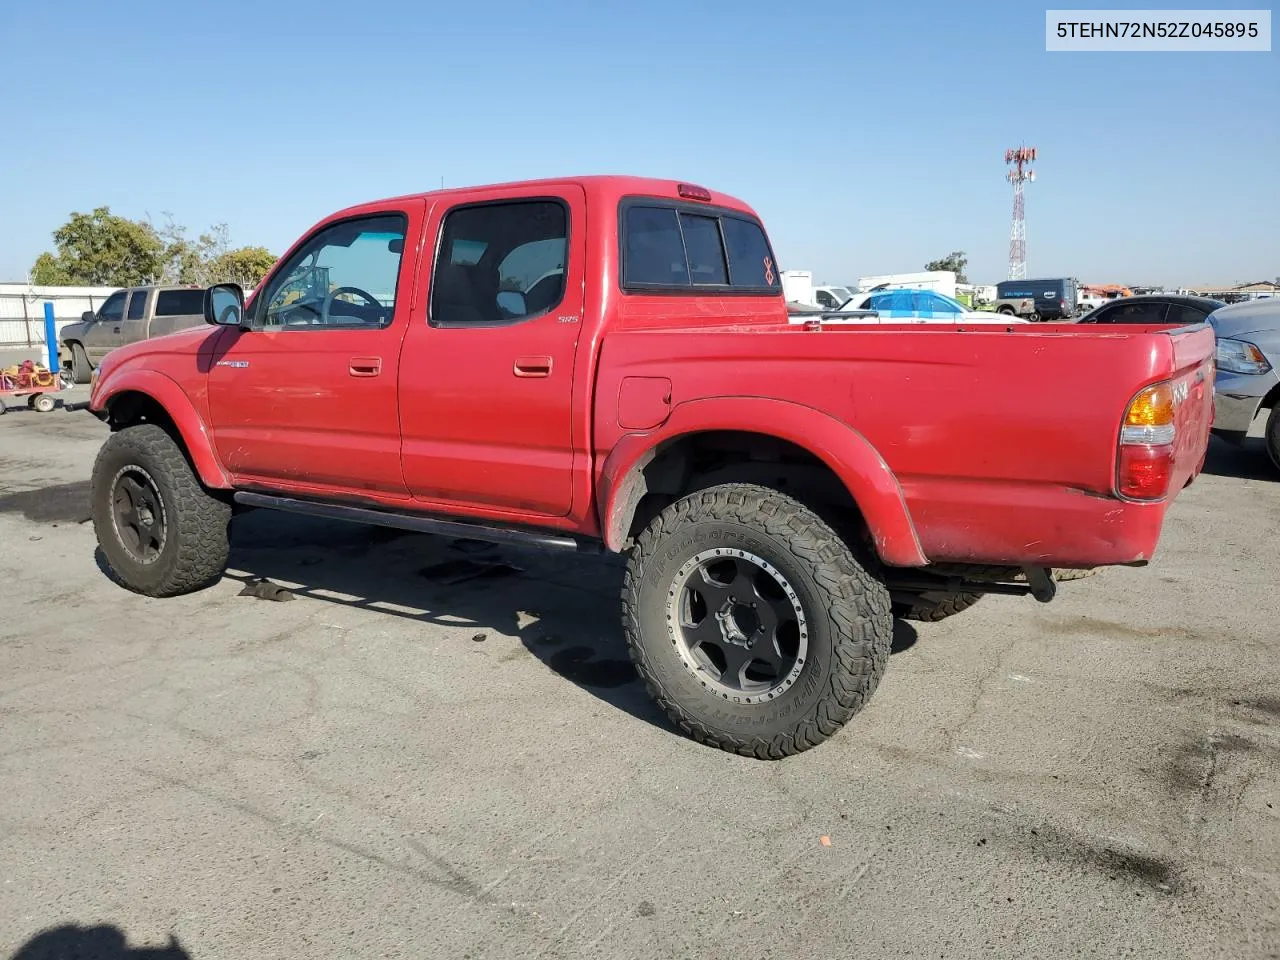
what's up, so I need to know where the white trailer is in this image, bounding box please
[781,270,815,307]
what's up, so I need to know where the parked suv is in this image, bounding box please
[993,278,1078,320]
[58,285,206,383]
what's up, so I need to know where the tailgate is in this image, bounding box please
[1165,324,1216,493]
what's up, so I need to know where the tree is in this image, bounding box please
[30,251,69,286]
[30,208,276,289]
[208,246,278,287]
[31,206,166,286]
[924,251,968,283]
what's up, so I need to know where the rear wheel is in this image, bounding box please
[623,483,892,759]
[92,423,231,597]
[32,393,56,413]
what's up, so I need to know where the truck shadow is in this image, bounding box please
[222,510,672,730]
[1200,435,1276,482]
[8,923,190,959]
[212,510,919,733]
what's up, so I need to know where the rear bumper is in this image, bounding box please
[904,480,1179,568]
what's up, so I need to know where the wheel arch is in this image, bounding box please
[95,372,230,489]
[597,397,926,566]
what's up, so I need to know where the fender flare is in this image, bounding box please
[92,369,231,489]
[597,396,926,566]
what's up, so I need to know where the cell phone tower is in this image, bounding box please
[1005,146,1037,280]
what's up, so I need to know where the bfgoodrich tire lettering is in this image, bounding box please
[91,423,231,597]
[623,483,892,759]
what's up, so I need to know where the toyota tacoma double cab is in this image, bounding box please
[86,176,1215,758]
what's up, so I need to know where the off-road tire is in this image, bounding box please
[70,343,92,385]
[1266,406,1280,474]
[92,424,231,597]
[622,482,892,759]
[894,591,983,622]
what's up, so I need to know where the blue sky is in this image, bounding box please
[1,0,1276,287]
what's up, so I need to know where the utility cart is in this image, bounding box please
[0,361,72,415]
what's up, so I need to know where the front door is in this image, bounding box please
[207,203,426,500]
[398,187,585,517]
[120,288,150,348]
[83,290,126,362]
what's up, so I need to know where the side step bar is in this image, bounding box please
[233,491,599,553]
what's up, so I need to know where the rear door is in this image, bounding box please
[398,186,585,517]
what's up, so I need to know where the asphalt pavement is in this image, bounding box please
[1,393,1277,959]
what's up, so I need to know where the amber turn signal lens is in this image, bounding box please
[1125,383,1175,427]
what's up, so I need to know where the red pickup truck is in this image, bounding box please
[86,175,1214,758]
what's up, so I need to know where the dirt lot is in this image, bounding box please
[2,393,1278,960]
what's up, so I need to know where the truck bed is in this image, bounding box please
[596,320,1216,567]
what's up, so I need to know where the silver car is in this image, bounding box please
[1208,298,1280,470]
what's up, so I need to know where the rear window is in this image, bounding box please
[156,290,205,316]
[621,202,780,294]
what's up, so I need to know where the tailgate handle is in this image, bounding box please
[349,357,382,377]
[514,356,552,378]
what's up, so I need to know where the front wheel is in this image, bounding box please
[893,591,982,622]
[623,483,892,759]
[91,423,232,597]
[70,343,93,385]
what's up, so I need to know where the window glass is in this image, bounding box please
[1107,301,1168,324]
[624,206,689,286]
[98,292,125,323]
[928,293,964,315]
[680,214,727,285]
[498,237,567,318]
[155,290,205,316]
[126,290,147,320]
[815,290,838,309]
[260,214,406,330]
[868,293,893,311]
[432,200,568,325]
[721,216,778,289]
[1169,303,1207,325]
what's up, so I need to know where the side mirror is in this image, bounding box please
[81,310,95,322]
[205,283,246,327]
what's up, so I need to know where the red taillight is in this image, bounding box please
[677,183,712,202]
[1118,443,1175,499]
[1117,381,1177,500]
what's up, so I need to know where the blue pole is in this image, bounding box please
[43,302,60,374]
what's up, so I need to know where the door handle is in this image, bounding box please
[513,355,552,378]
[349,357,382,377]
[112,326,120,334]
